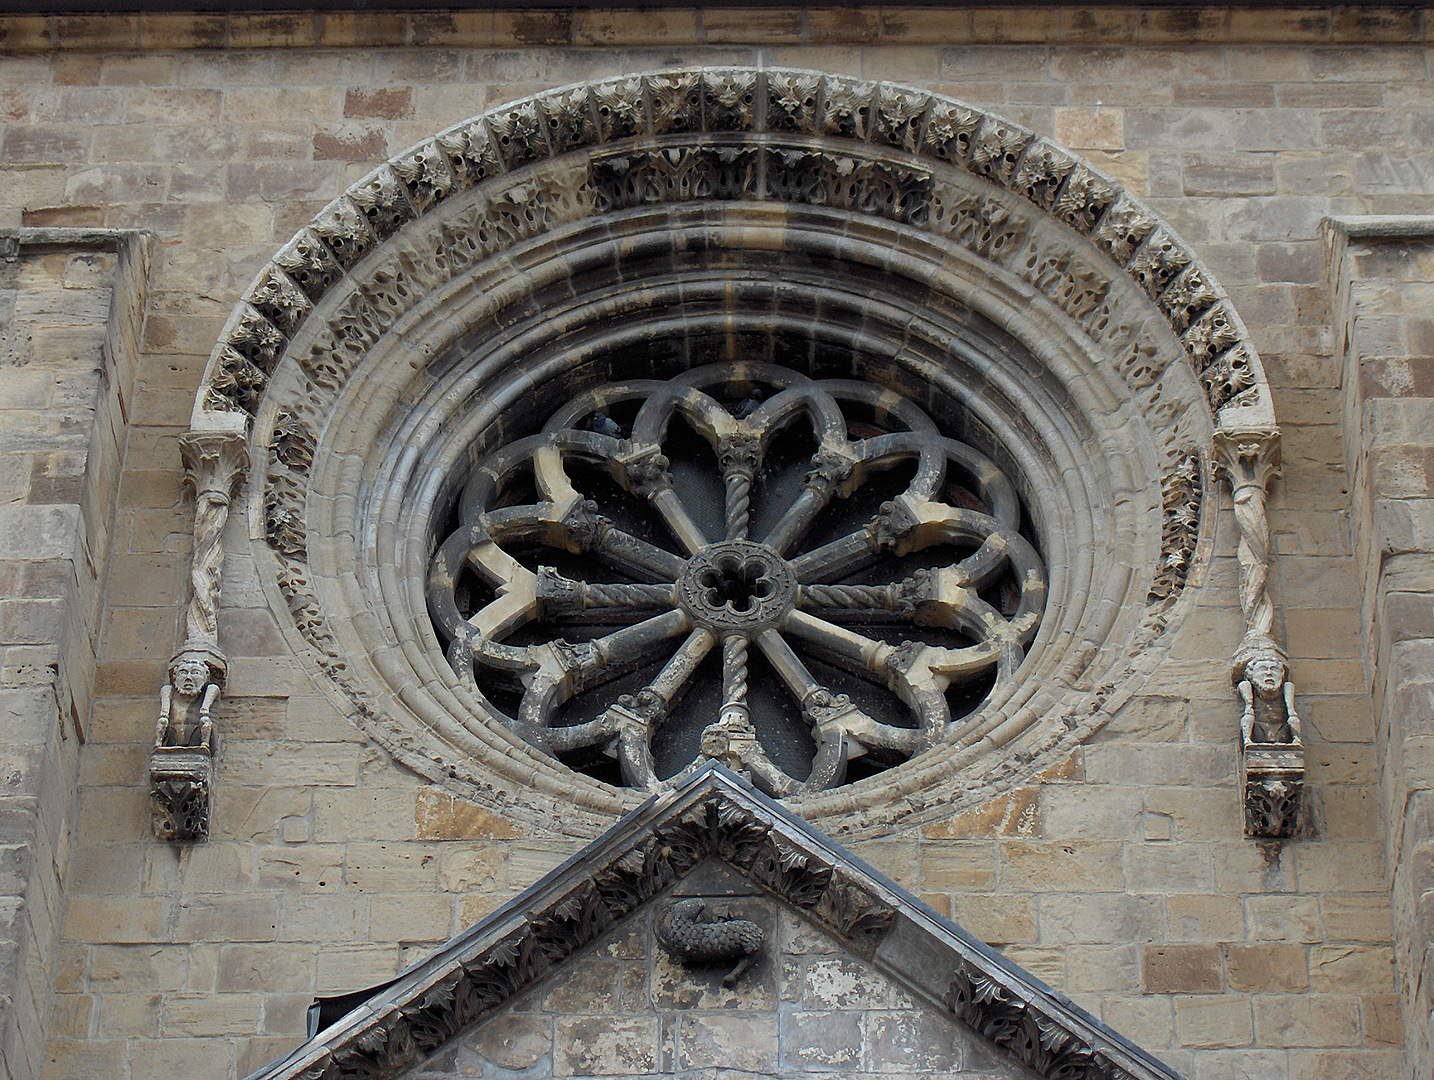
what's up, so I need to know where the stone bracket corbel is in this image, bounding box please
[1213,424,1304,839]
[150,414,248,843]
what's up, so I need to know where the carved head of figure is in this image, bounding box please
[170,651,216,696]
[1246,654,1287,697]
[1231,633,1287,697]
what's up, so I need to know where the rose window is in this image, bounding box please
[426,362,1046,796]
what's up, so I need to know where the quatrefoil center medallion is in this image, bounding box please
[679,541,797,632]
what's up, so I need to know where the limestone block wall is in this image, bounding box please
[1328,216,1434,1080]
[0,230,145,1080]
[0,8,1420,1080]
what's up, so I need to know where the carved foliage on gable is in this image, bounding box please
[947,959,1140,1080]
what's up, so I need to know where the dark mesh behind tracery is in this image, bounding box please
[426,357,1047,798]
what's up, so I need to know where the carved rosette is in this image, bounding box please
[1214,427,1302,839]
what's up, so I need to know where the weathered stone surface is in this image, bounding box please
[1143,944,1224,994]
[399,886,1028,1080]
[0,26,1413,1080]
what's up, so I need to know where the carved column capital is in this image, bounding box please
[179,428,249,499]
[1212,426,1281,499]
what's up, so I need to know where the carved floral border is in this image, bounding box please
[199,69,1272,433]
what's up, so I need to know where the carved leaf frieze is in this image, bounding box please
[921,99,982,164]
[1010,139,1076,211]
[819,76,874,140]
[247,266,313,337]
[766,71,820,133]
[969,117,1034,187]
[275,229,345,302]
[392,141,458,214]
[537,87,598,155]
[1127,227,1191,299]
[931,185,1026,261]
[435,121,505,189]
[593,77,646,141]
[1159,263,1220,333]
[701,69,758,132]
[207,343,268,415]
[1051,165,1116,235]
[871,84,929,152]
[1091,195,1157,266]
[310,197,378,270]
[488,101,549,168]
[349,166,418,242]
[646,72,701,134]
[1147,453,1202,606]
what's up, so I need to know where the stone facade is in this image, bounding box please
[408,871,1027,1079]
[1328,215,1434,1080]
[0,229,145,1080]
[0,7,1424,1080]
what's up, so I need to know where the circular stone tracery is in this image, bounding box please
[426,363,1046,796]
[195,67,1274,831]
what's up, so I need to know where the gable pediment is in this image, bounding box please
[245,765,1184,1080]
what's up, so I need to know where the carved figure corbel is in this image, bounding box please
[151,647,225,843]
[1214,427,1303,839]
[156,647,224,750]
[151,421,248,844]
[1232,633,1301,747]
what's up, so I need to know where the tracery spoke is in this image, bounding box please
[761,441,858,556]
[647,487,709,555]
[535,567,674,624]
[591,526,688,582]
[754,630,919,762]
[553,627,717,788]
[787,525,882,585]
[516,609,692,728]
[780,609,1000,747]
[800,581,908,614]
[720,634,750,722]
[780,609,891,674]
[723,467,753,541]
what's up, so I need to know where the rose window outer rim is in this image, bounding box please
[265,205,1183,830]
[205,67,1253,836]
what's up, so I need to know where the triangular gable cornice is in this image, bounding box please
[245,763,1186,1080]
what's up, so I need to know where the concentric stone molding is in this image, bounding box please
[200,69,1273,428]
[185,68,1283,834]
[245,765,1184,1080]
